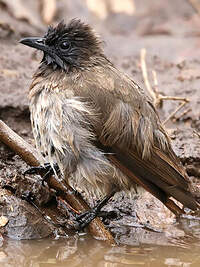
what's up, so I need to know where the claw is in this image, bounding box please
[74,191,116,230]
[24,163,60,184]
[98,210,118,220]
[21,191,36,202]
[23,165,45,176]
[41,167,54,185]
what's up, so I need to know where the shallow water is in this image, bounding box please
[1,207,200,267]
[1,234,200,267]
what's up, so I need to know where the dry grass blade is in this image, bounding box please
[140,49,190,125]
[152,70,158,93]
[140,48,156,101]
[162,101,189,125]
[175,107,191,121]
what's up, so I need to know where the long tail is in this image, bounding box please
[99,143,198,214]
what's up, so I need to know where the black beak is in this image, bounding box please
[19,37,46,52]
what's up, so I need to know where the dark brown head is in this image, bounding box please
[19,19,103,71]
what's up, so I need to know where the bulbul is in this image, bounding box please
[20,19,199,217]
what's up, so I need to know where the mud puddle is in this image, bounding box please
[1,236,200,267]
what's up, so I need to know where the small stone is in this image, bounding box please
[0,216,9,227]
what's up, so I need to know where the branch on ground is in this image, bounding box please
[0,120,116,245]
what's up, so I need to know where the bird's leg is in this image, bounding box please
[24,163,60,185]
[74,189,116,230]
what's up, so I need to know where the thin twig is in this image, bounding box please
[175,107,191,121]
[193,130,200,139]
[140,48,156,101]
[162,101,187,125]
[151,70,162,107]
[0,120,115,245]
[158,96,189,102]
[152,70,158,94]
[140,49,190,124]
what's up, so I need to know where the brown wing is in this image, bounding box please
[92,65,198,213]
[75,62,198,213]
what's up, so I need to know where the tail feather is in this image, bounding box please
[100,143,198,212]
[108,154,185,215]
[108,154,167,204]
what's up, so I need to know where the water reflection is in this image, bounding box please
[1,233,200,267]
[1,212,200,266]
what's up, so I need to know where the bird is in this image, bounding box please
[19,19,199,223]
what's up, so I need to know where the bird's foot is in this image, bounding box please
[24,163,59,185]
[21,190,36,202]
[74,192,116,230]
[98,210,118,222]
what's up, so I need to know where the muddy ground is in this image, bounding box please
[0,0,200,251]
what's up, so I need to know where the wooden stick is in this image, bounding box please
[0,120,116,245]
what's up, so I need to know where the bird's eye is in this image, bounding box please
[60,41,71,50]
